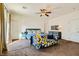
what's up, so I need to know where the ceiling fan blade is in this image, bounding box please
[45,14,49,17]
[40,9,47,12]
[46,11,51,13]
[40,9,43,11]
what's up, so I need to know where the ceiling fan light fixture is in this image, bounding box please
[36,5,52,17]
[38,9,52,17]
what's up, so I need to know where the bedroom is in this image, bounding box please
[0,3,79,56]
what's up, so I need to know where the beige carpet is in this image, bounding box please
[2,39,79,56]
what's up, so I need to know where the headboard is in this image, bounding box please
[26,28,41,33]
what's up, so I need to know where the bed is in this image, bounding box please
[20,28,59,49]
[21,28,41,39]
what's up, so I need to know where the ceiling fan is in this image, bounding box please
[36,6,52,17]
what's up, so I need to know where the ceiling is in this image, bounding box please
[5,3,79,19]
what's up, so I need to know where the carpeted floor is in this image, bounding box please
[2,39,79,56]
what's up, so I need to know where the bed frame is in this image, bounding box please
[26,28,41,33]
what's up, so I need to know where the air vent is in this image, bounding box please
[22,6,27,9]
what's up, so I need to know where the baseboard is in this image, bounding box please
[62,39,79,43]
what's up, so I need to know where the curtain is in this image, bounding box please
[0,3,7,55]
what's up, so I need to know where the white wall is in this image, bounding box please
[48,11,79,42]
[11,11,79,43]
[11,14,45,39]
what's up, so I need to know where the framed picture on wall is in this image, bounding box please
[51,25,59,30]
